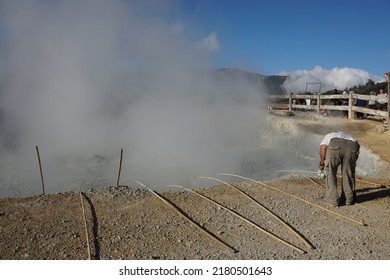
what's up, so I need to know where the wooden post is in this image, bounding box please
[288,92,293,112]
[35,145,45,195]
[348,91,354,119]
[317,94,321,115]
[116,148,124,187]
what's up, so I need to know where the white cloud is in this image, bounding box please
[200,31,219,52]
[280,66,385,93]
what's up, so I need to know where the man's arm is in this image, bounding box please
[319,144,327,170]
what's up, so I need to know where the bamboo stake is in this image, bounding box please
[35,145,45,195]
[198,176,313,249]
[169,185,306,254]
[116,148,124,187]
[79,188,92,260]
[134,181,237,254]
[219,173,366,226]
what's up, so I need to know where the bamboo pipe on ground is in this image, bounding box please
[277,169,389,188]
[219,173,366,226]
[198,176,313,250]
[169,185,306,254]
[282,172,387,213]
[79,188,92,260]
[277,170,318,174]
[354,178,389,188]
[307,177,326,189]
[135,181,237,254]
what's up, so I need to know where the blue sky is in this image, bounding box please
[176,0,390,78]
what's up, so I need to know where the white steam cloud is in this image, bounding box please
[0,0,265,197]
[200,32,220,52]
[281,66,384,93]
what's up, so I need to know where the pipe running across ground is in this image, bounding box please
[198,176,313,250]
[219,173,366,226]
[277,169,389,188]
[134,181,237,254]
[169,184,306,255]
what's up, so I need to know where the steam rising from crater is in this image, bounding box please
[0,0,266,196]
[281,66,384,93]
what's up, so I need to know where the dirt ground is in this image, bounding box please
[0,113,389,260]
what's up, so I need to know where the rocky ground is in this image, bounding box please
[0,113,389,260]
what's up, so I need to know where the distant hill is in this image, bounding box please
[214,68,287,95]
